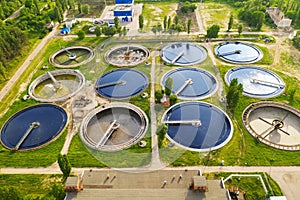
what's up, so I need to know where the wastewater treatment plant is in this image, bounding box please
[1,2,300,199]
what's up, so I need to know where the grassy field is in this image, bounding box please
[0,174,64,199]
[142,2,178,31]
[199,2,240,31]
[205,172,283,199]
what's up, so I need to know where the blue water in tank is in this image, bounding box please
[0,104,68,150]
[95,69,148,99]
[215,42,263,64]
[162,102,233,151]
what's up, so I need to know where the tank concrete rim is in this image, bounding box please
[242,101,300,151]
[160,42,207,66]
[80,102,149,152]
[160,68,218,100]
[49,46,94,68]
[161,101,233,152]
[214,42,263,64]
[225,66,285,98]
[104,44,150,67]
[28,69,85,102]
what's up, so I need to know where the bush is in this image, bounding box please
[77,30,85,40]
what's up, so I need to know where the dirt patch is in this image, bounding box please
[176,3,198,32]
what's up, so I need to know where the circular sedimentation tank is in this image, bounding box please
[80,102,148,151]
[161,68,218,100]
[162,102,233,152]
[95,68,148,99]
[242,101,300,151]
[225,66,285,98]
[161,43,207,66]
[215,42,263,64]
[49,46,94,68]
[0,104,68,151]
[105,44,150,67]
[28,69,85,102]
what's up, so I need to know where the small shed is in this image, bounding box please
[60,27,70,35]
[65,176,83,192]
[190,176,208,192]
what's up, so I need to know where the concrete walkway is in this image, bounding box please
[149,51,164,170]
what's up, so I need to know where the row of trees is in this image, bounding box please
[236,0,300,30]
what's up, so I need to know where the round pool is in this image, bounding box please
[215,42,263,64]
[95,68,148,99]
[225,66,285,98]
[105,44,150,67]
[80,102,148,151]
[0,104,68,151]
[28,69,85,102]
[243,101,300,151]
[49,46,94,68]
[161,43,207,66]
[161,68,218,100]
[162,102,233,152]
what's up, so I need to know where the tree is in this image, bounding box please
[165,77,173,96]
[54,6,63,22]
[0,61,7,80]
[77,2,82,13]
[206,24,220,38]
[155,90,163,103]
[169,94,177,106]
[122,26,127,36]
[227,14,233,31]
[226,78,243,115]
[252,11,265,30]
[292,31,300,50]
[58,154,72,179]
[174,15,179,25]
[157,124,167,148]
[238,23,243,35]
[77,30,85,39]
[167,16,171,29]
[180,2,197,13]
[95,26,101,37]
[187,19,192,34]
[151,25,157,35]
[102,26,117,36]
[82,4,89,14]
[114,17,120,30]
[163,16,167,31]
[139,15,144,31]
[157,24,162,34]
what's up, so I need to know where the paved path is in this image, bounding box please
[195,4,206,33]
[149,51,164,170]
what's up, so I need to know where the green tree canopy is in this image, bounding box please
[226,78,243,115]
[206,24,220,38]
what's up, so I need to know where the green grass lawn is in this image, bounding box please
[0,174,64,199]
[205,172,283,199]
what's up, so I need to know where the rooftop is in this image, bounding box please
[66,169,228,200]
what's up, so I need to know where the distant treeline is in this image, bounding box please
[0,0,75,81]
